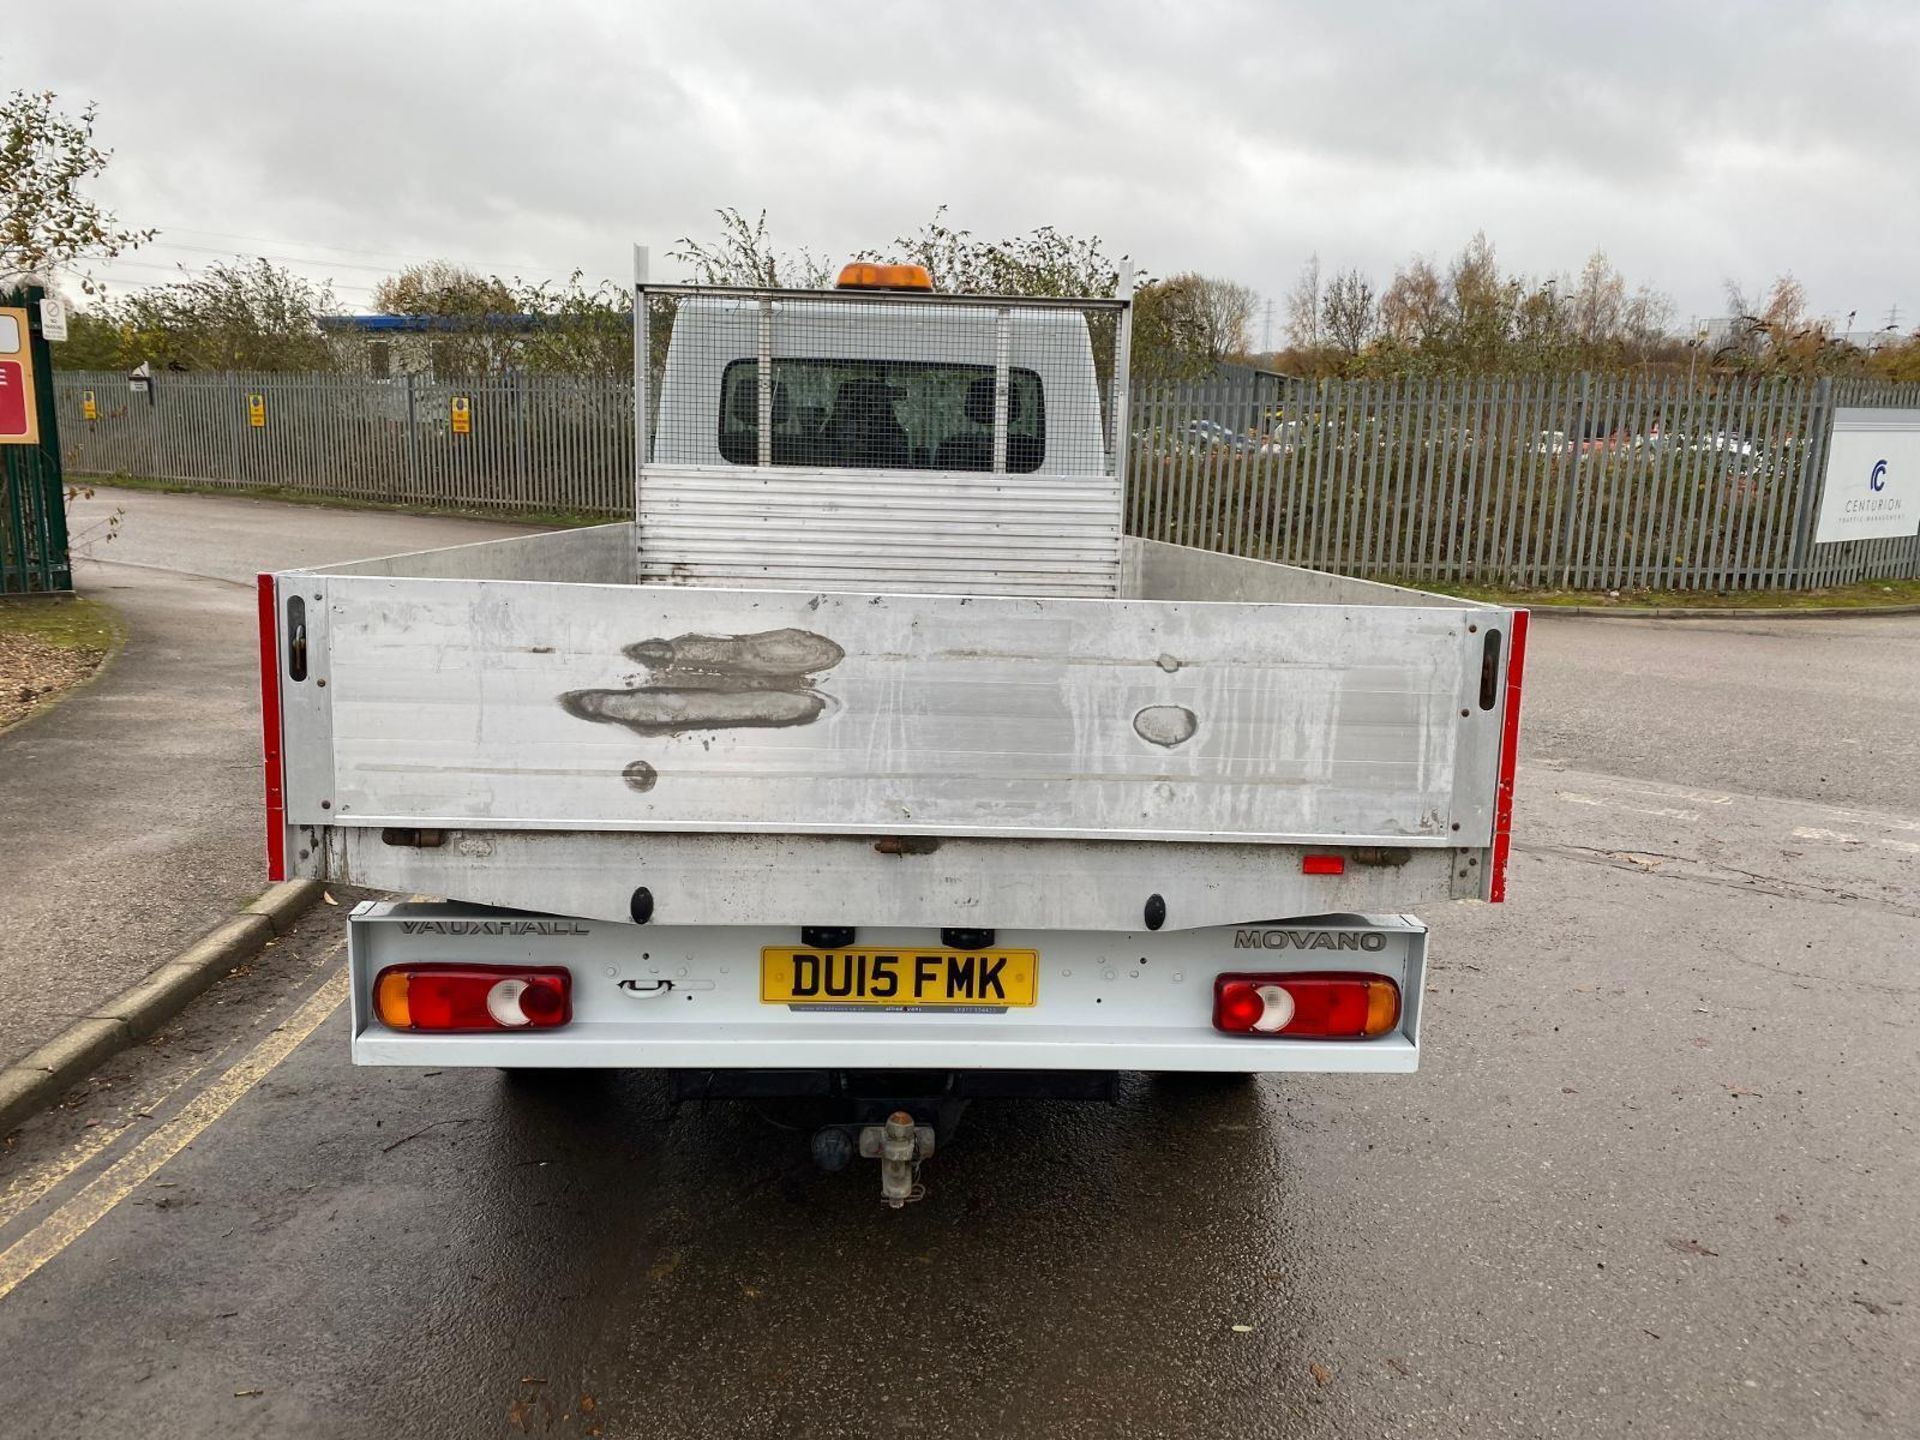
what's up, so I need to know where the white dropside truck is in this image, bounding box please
[259,255,1527,1204]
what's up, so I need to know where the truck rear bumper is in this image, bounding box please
[346,902,1426,1075]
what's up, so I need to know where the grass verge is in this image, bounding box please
[0,596,124,732]
[1405,576,1920,611]
[73,472,612,531]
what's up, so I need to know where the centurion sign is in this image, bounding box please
[1815,408,1920,544]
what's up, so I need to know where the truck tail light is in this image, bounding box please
[373,964,572,1032]
[1212,972,1400,1039]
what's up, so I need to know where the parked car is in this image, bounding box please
[1185,418,1258,452]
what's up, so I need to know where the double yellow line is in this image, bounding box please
[0,971,348,1303]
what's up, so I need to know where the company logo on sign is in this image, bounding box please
[1817,410,1919,543]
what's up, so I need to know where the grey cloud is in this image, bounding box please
[4,0,1915,325]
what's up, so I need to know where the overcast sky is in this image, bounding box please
[7,1,1917,338]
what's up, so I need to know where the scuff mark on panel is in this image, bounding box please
[561,628,844,738]
[624,629,844,680]
[567,687,826,734]
[1134,704,1198,748]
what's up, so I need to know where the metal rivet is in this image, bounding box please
[603,966,617,978]
[1451,822,1461,831]
[319,800,330,810]
[317,678,327,688]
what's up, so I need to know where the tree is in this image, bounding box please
[1568,251,1625,348]
[1377,256,1447,348]
[854,206,1126,298]
[1135,272,1255,373]
[1320,268,1376,356]
[0,89,152,289]
[372,260,515,317]
[1284,255,1321,349]
[512,272,632,377]
[1446,231,1514,366]
[88,258,337,371]
[670,207,831,288]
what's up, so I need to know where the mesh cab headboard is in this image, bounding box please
[631,256,1132,598]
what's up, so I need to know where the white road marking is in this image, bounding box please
[1793,826,1920,856]
[1556,791,1701,821]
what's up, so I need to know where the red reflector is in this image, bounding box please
[1212,972,1400,1039]
[1302,854,1345,875]
[373,964,572,1032]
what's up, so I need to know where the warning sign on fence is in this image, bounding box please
[82,389,97,422]
[0,308,41,446]
[451,395,471,434]
[248,393,266,428]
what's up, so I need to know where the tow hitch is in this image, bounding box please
[856,1111,935,1208]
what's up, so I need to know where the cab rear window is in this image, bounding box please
[719,358,1045,471]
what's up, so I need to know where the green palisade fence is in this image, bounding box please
[48,365,1920,592]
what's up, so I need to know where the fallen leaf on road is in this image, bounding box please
[1231,1324,1254,1333]
[1310,1363,1333,1386]
[322,890,338,905]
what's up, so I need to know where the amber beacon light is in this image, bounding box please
[835,262,935,291]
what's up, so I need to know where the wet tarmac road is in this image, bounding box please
[2,489,1915,1438]
[2,744,1914,1438]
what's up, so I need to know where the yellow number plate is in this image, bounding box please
[761,948,1039,1008]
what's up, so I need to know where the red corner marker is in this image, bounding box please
[1488,609,1529,903]
[257,574,287,882]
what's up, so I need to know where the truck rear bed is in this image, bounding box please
[263,529,1524,929]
